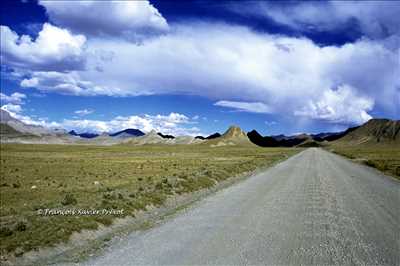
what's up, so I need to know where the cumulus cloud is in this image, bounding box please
[294,85,374,124]
[0,92,27,119]
[1,9,400,127]
[229,1,400,39]
[5,109,60,128]
[20,71,118,96]
[0,92,26,104]
[39,0,168,41]
[265,121,277,126]
[18,23,397,124]
[0,23,86,71]
[1,100,198,135]
[61,112,200,135]
[214,101,272,113]
[1,103,22,114]
[74,109,94,116]
[0,93,61,128]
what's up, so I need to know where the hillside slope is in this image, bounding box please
[0,109,73,144]
[335,119,399,145]
[0,109,52,136]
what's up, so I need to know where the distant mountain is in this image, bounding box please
[296,138,323,147]
[68,130,79,136]
[68,130,99,138]
[0,109,72,144]
[1,110,33,138]
[207,133,222,139]
[248,130,310,147]
[69,128,145,139]
[195,133,221,140]
[0,123,35,139]
[0,109,14,123]
[0,109,63,137]
[311,127,359,142]
[124,130,166,145]
[123,130,203,145]
[80,133,99,138]
[248,130,280,147]
[167,136,203,145]
[270,134,287,141]
[3,108,397,148]
[110,128,145,138]
[158,132,175,139]
[335,119,400,145]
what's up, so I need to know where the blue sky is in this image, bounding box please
[1,0,399,136]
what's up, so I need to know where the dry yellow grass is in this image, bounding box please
[0,143,299,256]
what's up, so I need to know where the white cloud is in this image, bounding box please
[294,85,374,124]
[0,92,26,104]
[12,112,60,128]
[2,16,398,126]
[0,92,27,120]
[39,0,168,41]
[1,101,197,135]
[0,23,86,71]
[20,78,38,88]
[74,109,94,116]
[265,121,277,126]
[230,1,400,39]
[0,94,61,128]
[61,112,200,135]
[1,103,22,114]
[20,71,118,96]
[19,22,396,124]
[214,100,272,113]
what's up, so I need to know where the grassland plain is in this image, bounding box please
[328,144,400,179]
[0,143,299,258]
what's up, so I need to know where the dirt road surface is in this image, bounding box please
[79,148,400,265]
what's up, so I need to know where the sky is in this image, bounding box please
[1,0,399,136]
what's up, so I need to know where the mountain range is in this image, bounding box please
[69,128,145,138]
[1,109,398,147]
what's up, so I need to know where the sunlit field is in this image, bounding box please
[0,143,299,255]
[330,145,400,178]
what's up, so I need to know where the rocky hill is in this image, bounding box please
[205,126,254,147]
[335,118,400,145]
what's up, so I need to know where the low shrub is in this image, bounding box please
[103,192,117,200]
[0,227,13,237]
[14,221,27,232]
[61,193,78,206]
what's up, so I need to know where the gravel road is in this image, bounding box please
[81,148,399,265]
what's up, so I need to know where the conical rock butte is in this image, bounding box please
[222,125,247,138]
